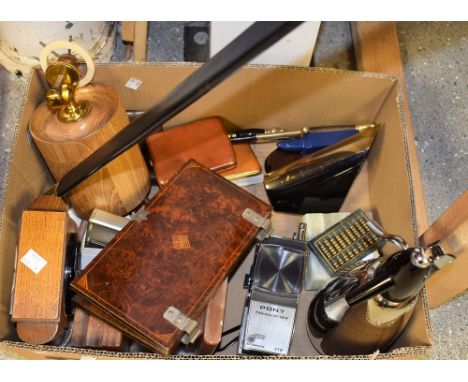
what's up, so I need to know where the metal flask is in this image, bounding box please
[306,224,454,355]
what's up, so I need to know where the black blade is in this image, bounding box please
[57,21,303,197]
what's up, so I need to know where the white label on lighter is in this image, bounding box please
[243,300,296,356]
[125,77,143,90]
[20,249,47,274]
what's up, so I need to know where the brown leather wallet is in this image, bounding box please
[146,117,236,186]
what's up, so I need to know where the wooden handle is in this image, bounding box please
[420,191,468,308]
[197,279,228,354]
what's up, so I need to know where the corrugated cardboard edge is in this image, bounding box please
[392,77,434,346]
[89,61,407,82]
[0,341,430,360]
[0,70,35,335]
[0,64,431,359]
[392,76,418,246]
[0,70,33,236]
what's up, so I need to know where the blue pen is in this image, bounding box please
[277,124,375,154]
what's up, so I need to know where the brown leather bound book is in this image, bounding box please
[70,160,271,355]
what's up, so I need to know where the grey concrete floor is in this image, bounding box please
[0,22,466,359]
[397,22,467,360]
[314,22,467,360]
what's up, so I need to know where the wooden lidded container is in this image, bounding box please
[29,50,150,219]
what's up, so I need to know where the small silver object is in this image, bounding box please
[238,236,304,356]
[85,209,130,248]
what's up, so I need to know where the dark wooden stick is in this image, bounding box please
[57,22,302,197]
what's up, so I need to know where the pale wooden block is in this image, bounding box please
[12,210,67,322]
[121,22,136,42]
[134,22,148,62]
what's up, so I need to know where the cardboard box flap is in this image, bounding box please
[370,83,416,247]
[94,63,394,131]
[0,340,430,360]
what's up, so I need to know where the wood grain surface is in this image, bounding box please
[420,191,468,308]
[29,83,150,218]
[16,321,64,346]
[71,306,127,350]
[28,195,68,212]
[121,22,136,42]
[197,278,228,354]
[12,211,68,322]
[12,210,69,345]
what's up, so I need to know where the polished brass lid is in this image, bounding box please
[45,57,91,123]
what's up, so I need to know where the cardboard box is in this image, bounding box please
[0,63,433,359]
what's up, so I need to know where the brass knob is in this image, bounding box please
[45,61,91,123]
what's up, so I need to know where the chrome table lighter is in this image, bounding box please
[238,235,305,356]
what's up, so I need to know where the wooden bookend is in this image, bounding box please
[70,306,129,351]
[12,206,68,345]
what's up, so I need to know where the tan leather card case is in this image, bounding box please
[220,143,262,180]
[146,117,236,186]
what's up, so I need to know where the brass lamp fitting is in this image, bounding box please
[45,56,91,123]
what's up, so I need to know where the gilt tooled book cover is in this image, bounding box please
[71,160,271,355]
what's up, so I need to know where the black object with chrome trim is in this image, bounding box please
[307,223,455,355]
